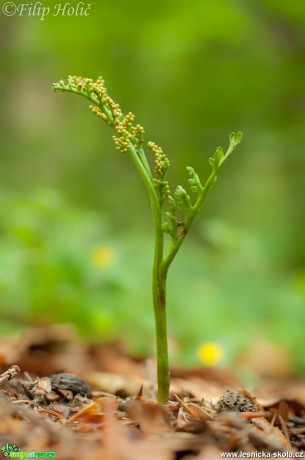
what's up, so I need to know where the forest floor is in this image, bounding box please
[0,324,304,460]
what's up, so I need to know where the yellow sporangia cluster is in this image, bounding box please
[148,141,171,195]
[112,112,145,154]
[54,76,146,154]
[58,75,107,103]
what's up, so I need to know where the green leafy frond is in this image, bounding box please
[186,166,204,194]
[161,196,178,239]
[174,185,192,216]
[209,131,243,174]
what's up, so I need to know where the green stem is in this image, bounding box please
[137,145,154,181]
[128,142,170,403]
[127,142,158,210]
[152,209,170,404]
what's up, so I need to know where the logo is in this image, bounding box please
[1,444,56,458]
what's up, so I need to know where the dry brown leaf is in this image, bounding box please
[252,417,292,449]
[126,399,172,435]
[87,371,145,397]
[69,399,104,423]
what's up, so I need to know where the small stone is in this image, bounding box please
[216,390,258,413]
[49,373,92,398]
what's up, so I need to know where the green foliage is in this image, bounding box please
[0,189,116,335]
[1,1,304,282]
[0,189,304,372]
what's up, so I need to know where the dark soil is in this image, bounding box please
[0,325,304,459]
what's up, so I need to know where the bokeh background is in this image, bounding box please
[0,0,304,375]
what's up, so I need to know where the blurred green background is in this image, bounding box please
[0,0,304,373]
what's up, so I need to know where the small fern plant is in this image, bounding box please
[52,76,242,404]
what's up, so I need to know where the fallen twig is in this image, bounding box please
[0,365,21,386]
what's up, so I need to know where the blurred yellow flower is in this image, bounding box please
[197,342,224,366]
[90,246,116,267]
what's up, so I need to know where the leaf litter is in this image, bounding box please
[0,325,304,459]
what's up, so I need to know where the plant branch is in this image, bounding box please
[162,132,243,275]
